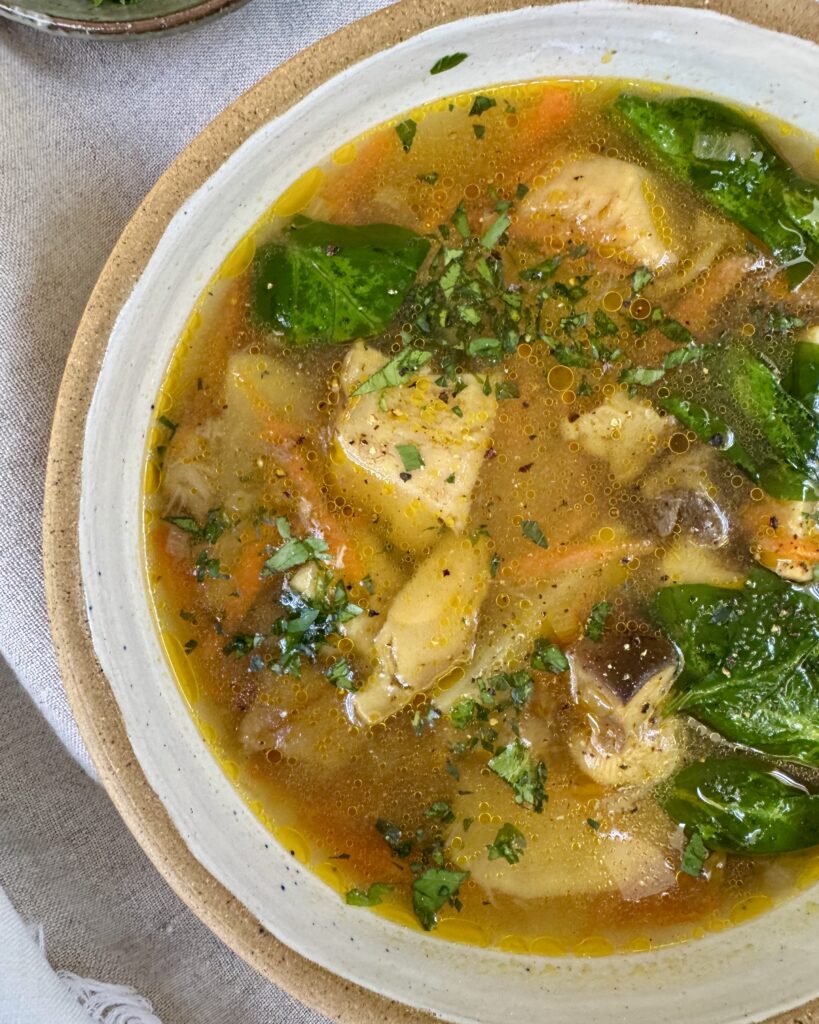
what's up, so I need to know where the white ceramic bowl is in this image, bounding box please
[69,4,819,1022]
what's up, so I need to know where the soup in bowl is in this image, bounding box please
[54,4,819,1022]
[144,75,819,953]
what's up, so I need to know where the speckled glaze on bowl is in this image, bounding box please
[44,3,819,1023]
[0,0,248,37]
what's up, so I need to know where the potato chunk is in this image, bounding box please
[519,156,675,271]
[353,534,491,724]
[334,344,496,549]
[452,774,677,902]
[561,391,672,484]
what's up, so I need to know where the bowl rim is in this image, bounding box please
[0,0,248,36]
[43,1,819,1021]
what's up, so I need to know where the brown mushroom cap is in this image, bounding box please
[573,630,680,707]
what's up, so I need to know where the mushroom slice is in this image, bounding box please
[568,629,683,787]
[639,449,730,548]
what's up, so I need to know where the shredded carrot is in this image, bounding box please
[322,128,394,222]
[670,254,751,334]
[515,85,576,180]
[507,537,654,581]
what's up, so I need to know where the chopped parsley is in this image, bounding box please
[495,380,520,400]
[663,344,704,369]
[585,600,613,641]
[345,883,394,907]
[473,124,486,140]
[412,867,469,931]
[268,570,361,676]
[530,639,569,674]
[429,52,468,75]
[480,211,511,250]
[426,800,455,825]
[194,550,226,582]
[477,671,533,711]
[487,823,527,864]
[587,818,601,830]
[489,552,501,578]
[417,171,440,185]
[222,632,263,657]
[488,739,547,812]
[261,517,331,575]
[326,657,357,691]
[631,266,653,294]
[165,507,230,544]
[619,366,666,387]
[681,831,709,877]
[396,443,424,472]
[549,342,593,368]
[395,119,417,152]
[521,519,548,549]
[352,347,432,395]
[469,94,497,117]
[375,819,414,859]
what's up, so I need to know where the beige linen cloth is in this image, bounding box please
[0,4,391,1020]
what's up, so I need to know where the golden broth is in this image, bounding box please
[144,78,819,954]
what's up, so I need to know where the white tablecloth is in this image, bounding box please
[0,4,390,1019]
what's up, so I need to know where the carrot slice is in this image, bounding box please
[507,537,654,581]
[322,127,394,222]
[669,253,751,334]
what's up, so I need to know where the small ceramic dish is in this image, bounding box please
[44,2,819,1022]
[0,0,248,37]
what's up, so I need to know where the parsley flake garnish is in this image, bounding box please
[487,823,527,865]
[530,639,569,674]
[488,739,547,812]
[353,347,432,395]
[395,118,417,152]
[429,52,468,75]
[521,519,548,549]
[261,517,331,575]
[469,94,497,117]
[585,600,613,641]
[412,868,469,931]
[681,831,710,877]
[396,443,424,472]
[345,883,394,907]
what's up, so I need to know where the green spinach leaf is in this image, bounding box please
[661,757,819,854]
[651,569,819,766]
[614,94,819,286]
[253,217,430,345]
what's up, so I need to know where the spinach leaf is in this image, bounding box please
[412,867,469,930]
[661,757,819,854]
[651,569,819,766]
[787,340,819,420]
[253,217,430,345]
[614,94,819,286]
[660,343,819,500]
